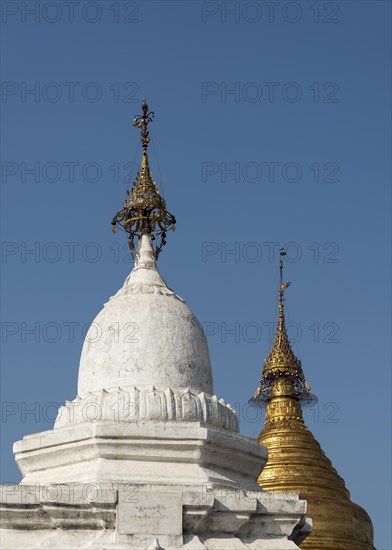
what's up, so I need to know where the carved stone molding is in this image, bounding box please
[55,386,239,433]
[0,484,310,549]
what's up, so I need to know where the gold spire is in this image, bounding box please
[253,249,314,405]
[111,99,176,258]
[254,251,375,549]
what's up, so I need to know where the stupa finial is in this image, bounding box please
[278,247,290,318]
[111,100,176,259]
[252,248,316,406]
[133,96,154,152]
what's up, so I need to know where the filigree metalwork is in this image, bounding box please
[132,98,154,151]
[111,99,176,258]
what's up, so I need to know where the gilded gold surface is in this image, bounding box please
[255,251,375,549]
[124,151,167,215]
[253,250,314,405]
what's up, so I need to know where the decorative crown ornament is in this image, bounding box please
[111,99,176,258]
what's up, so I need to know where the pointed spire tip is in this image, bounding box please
[111,100,176,261]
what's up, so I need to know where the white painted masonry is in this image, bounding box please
[0,235,312,549]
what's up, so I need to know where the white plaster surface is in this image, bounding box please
[54,386,239,431]
[0,483,311,549]
[78,235,213,396]
[14,420,266,488]
[0,234,313,548]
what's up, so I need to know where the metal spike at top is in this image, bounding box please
[252,248,317,406]
[133,97,154,152]
[111,100,176,259]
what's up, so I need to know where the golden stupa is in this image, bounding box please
[253,250,375,550]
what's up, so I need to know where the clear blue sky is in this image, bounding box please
[1,1,391,547]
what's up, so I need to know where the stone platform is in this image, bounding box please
[0,482,311,549]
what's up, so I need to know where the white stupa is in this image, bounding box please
[0,102,312,549]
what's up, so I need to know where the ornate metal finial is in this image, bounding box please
[278,248,291,317]
[252,249,316,406]
[111,101,176,259]
[133,97,154,152]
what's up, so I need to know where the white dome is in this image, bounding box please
[77,235,212,397]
